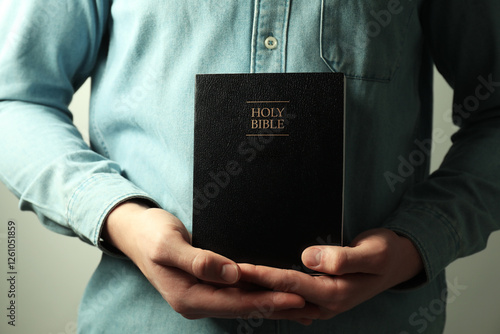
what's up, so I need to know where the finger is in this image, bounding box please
[238,263,318,295]
[180,287,308,319]
[239,264,357,306]
[185,300,321,321]
[157,264,310,319]
[264,303,321,322]
[203,278,270,291]
[239,264,387,316]
[301,230,395,275]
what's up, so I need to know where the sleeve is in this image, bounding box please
[383,0,500,283]
[0,1,159,253]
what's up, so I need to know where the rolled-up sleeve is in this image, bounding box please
[0,1,158,252]
[384,0,500,282]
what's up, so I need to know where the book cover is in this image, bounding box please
[192,72,344,272]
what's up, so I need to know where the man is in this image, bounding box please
[1,1,499,333]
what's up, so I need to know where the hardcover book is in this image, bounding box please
[192,72,345,272]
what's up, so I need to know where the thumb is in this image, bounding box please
[301,229,395,275]
[155,227,241,284]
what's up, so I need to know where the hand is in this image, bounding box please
[239,228,424,320]
[102,201,320,323]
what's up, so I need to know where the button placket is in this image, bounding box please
[250,0,290,73]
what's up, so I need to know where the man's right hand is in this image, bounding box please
[102,201,319,324]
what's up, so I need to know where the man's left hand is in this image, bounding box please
[239,228,424,320]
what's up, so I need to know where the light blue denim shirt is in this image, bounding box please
[1,1,500,333]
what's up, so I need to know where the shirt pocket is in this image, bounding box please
[320,0,416,82]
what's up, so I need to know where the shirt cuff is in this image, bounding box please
[383,205,460,286]
[67,173,160,257]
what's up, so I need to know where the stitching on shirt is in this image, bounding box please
[409,204,462,258]
[411,206,460,240]
[250,0,261,73]
[281,0,290,72]
[319,0,418,82]
[66,174,106,233]
[90,114,111,158]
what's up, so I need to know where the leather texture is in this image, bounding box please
[193,73,344,272]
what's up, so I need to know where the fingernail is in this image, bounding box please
[221,264,239,283]
[304,248,322,267]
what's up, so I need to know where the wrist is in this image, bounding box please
[102,200,152,256]
[392,232,426,289]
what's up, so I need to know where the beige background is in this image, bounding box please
[1,70,499,333]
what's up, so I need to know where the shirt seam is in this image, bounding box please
[281,0,290,73]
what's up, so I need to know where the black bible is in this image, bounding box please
[192,73,345,273]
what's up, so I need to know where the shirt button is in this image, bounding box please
[264,36,278,50]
